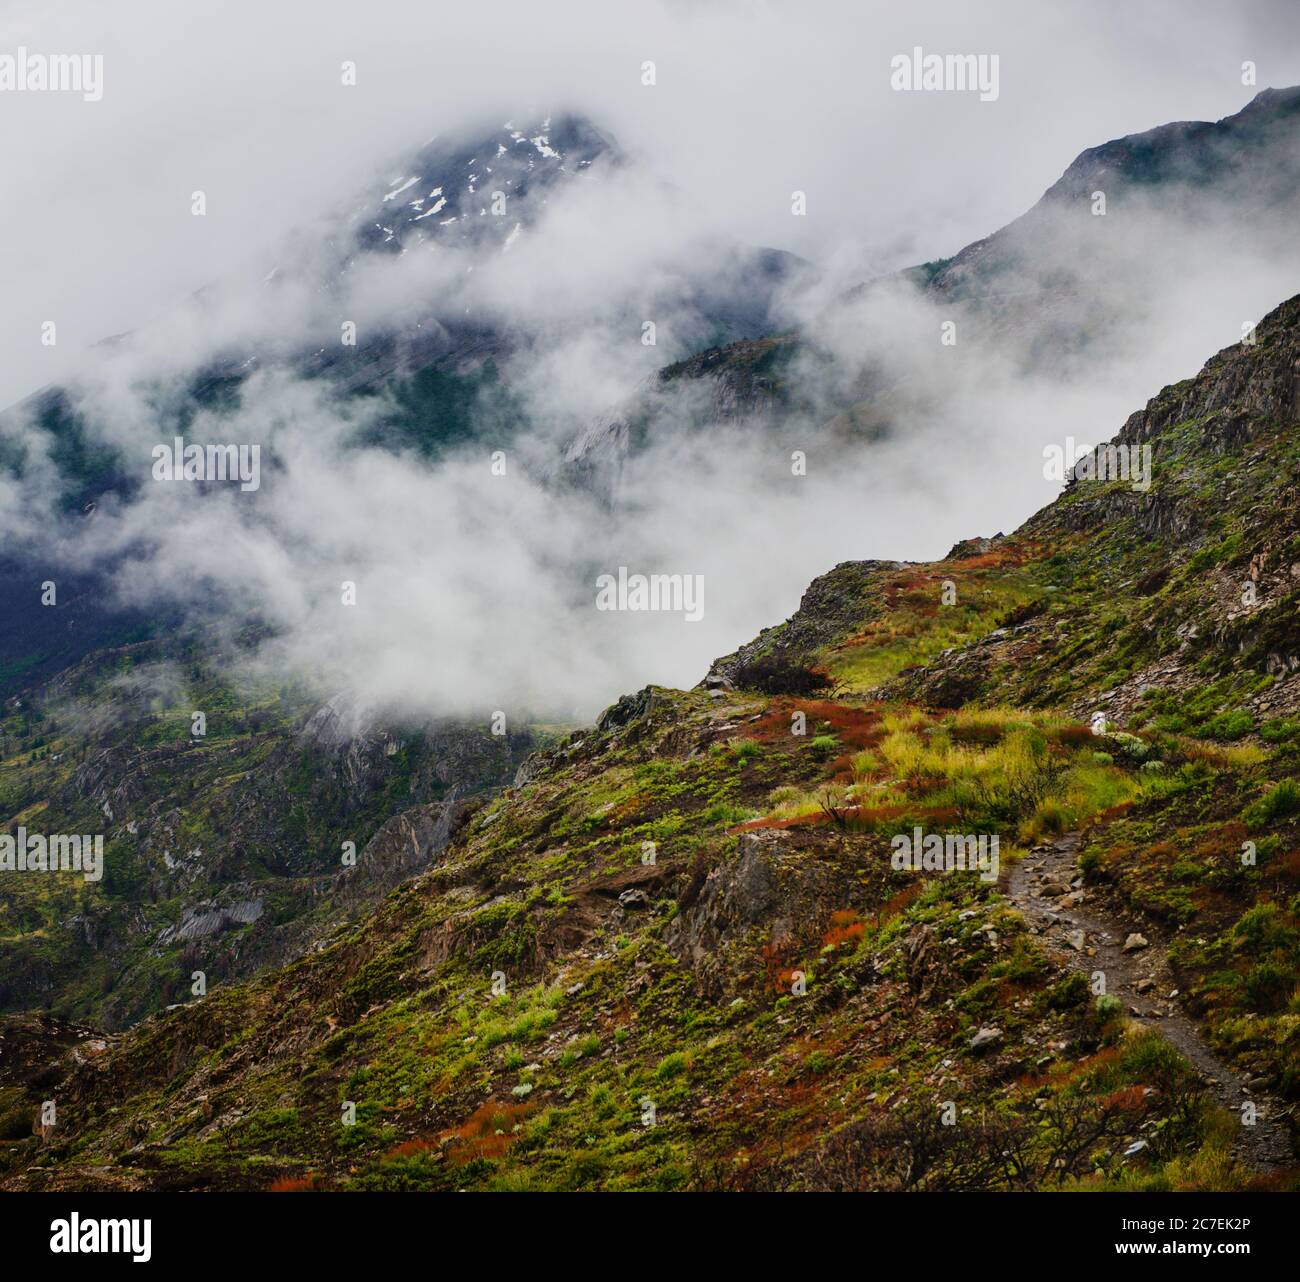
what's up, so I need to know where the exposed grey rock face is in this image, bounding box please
[664,829,849,999]
[335,795,468,901]
[157,898,264,946]
[664,833,781,991]
[595,686,661,734]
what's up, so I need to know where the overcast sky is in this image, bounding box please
[3,0,1300,407]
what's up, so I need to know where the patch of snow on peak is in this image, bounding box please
[413,194,448,221]
[383,176,420,201]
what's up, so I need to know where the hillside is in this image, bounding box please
[3,297,1298,1191]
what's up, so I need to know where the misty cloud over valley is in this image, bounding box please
[4,2,1300,724]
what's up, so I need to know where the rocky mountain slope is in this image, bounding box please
[4,297,1297,1191]
[0,643,539,1030]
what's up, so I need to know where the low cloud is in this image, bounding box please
[6,1,1300,721]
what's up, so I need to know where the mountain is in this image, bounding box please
[0,111,809,704]
[4,296,1297,1190]
[350,114,625,257]
[9,111,806,488]
[916,85,1300,365]
[565,86,1300,489]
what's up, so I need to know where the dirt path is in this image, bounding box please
[1006,832,1293,1173]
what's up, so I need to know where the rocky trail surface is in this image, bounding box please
[1007,833,1294,1172]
